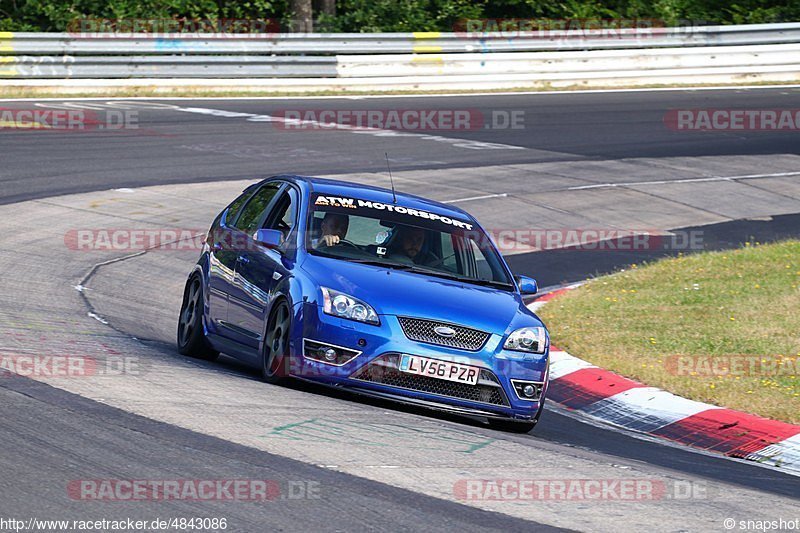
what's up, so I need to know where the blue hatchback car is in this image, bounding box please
[178,175,549,432]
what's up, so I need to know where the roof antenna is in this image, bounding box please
[385,152,397,204]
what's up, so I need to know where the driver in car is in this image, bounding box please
[312,213,350,248]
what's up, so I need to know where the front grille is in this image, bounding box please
[397,317,489,351]
[352,353,509,407]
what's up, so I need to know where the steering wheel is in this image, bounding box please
[337,239,359,249]
[320,238,359,249]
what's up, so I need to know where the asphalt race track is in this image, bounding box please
[3,87,800,205]
[1,87,799,532]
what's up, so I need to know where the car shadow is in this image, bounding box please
[142,341,497,431]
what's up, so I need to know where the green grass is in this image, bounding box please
[539,240,800,424]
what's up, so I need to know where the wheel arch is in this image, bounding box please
[263,264,315,351]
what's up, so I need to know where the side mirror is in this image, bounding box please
[253,229,283,249]
[515,275,538,295]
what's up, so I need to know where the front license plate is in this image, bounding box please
[399,354,480,386]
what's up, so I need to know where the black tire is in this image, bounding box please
[261,299,291,384]
[177,275,220,361]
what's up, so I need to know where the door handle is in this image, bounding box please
[237,255,250,264]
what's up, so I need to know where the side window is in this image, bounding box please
[440,233,459,272]
[264,187,299,237]
[469,239,501,281]
[233,183,281,234]
[222,188,254,227]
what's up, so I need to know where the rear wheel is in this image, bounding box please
[177,275,219,361]
[261,300,291,384]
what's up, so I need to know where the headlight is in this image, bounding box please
[321,287,379,325]
[504,326,547,353]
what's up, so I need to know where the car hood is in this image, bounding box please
[302,255,540,334]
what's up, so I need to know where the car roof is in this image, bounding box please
[269,175,476,222]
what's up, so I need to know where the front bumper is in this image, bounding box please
[290,302,549,420]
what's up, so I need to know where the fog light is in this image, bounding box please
[511,379,543,401]
[303,339,362,366]
[321,347,337,362]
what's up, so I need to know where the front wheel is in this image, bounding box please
[177,275,219,361]
[261,300,291,384]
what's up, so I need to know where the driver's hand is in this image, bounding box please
[315,234,340,248]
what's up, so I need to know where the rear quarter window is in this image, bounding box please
[223,188,255,227]
[234,183,282,233]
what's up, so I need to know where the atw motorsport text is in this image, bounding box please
[313,196,474,229]
[65,228,703,252]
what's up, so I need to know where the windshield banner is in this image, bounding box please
[313,194,474,231]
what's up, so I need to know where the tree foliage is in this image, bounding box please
[0,0,797,31]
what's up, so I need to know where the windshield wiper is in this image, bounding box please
[345,258,414,270]
[406,266,514,289]
[310,251,413,270]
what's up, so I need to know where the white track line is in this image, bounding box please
[568,171,800,190]
[443,193,509,203]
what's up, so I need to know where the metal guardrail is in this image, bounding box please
[3,23,800,54]
[337,44,800,78]
[0,56,337,78]
[0,23,799,80]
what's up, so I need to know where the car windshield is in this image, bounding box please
[306,193,513,289]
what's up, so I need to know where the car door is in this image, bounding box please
[229,183,300,349]
[221,181,283,346]
[206,187,255,332]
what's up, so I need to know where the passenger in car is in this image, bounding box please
[390,226,439,266]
